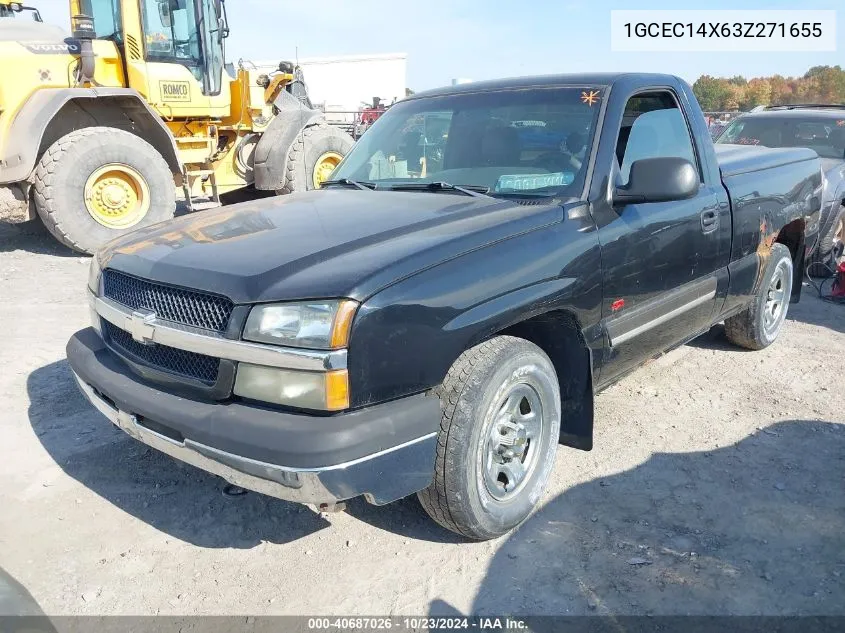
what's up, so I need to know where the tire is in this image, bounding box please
[724,243,793,351]
[277,122,353,194]
[807,205,844,276]
[33,127,176,254]
[418,336,561,540]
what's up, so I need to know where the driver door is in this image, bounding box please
[595,89,724,385]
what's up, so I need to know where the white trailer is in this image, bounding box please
[255,53,408,124]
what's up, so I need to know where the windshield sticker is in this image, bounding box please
[581,90,601,106]
[495,172,574,192]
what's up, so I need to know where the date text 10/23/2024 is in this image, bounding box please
[307,617,529,630]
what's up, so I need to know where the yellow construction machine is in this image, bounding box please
[0,0,353,253]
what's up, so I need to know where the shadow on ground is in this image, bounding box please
[0,222,77,256]
[343,496,464,544]
[431,419,845,619]
[27,360,334,548]
[684,324,741,352]
[0,567,46,617]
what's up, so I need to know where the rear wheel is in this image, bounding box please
[277,122,353,194]
[724,243,793,350]
[418,336,561,540]
[33,127,176,254]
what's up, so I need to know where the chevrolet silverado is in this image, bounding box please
[68,73,821,539]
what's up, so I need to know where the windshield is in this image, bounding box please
[717,115,845,160]
[331,86,604,197]
[139,0,224,95]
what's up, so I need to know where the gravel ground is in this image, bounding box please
[1,221,843,617]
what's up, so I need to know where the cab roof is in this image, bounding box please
[738,108,845,121]
[406,73,685,101]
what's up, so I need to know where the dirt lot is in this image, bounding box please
[1,221,844,617]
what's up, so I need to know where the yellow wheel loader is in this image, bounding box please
[0,0,353,253]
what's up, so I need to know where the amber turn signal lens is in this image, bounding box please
[330,300,358,348]
[325,369,350,411]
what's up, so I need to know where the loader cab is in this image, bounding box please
[80,0,232,116]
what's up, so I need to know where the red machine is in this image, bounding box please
[832,261,845,297]
[360,97,388,125]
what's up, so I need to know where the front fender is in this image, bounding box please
[346,218,604,407]
[0,87,181,184]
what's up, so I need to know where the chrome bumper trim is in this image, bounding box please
[72,370,436,505]
[90,293,346,371]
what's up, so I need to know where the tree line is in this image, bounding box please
[692,65,845,112]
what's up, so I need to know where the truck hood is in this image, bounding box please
[102,190,563,303]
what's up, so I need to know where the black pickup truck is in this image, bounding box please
[68,73,821,540]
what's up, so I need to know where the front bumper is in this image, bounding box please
[67,328,440,506]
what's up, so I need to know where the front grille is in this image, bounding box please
[103,269,234,333]
[103,321,220,384]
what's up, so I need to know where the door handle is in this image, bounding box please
[700,210,719,233]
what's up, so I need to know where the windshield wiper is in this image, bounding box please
[386,181,491,197]
[321,178,377,191]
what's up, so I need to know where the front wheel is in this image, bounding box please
[724,243,794,350]
[417,336,561,540]
[32,127,176,254]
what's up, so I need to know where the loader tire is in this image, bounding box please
[33,127,176,254]
[276,122,353,194]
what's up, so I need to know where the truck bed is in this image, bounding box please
[715,144,818,177]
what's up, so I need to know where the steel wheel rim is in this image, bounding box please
[312,151,343,188]
[482,382,544,502]
[84,164,150,229]
[763,260,790,336]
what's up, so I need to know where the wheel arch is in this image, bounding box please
[773,218,805,303]
[0,88,182,185]
[495,309,595,451]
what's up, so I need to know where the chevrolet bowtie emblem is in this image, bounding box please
[125,309,157,345]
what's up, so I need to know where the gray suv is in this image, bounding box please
[716,105,845,270]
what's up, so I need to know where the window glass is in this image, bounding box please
[140,0,202,83]
[197,0,224,94]
[89,0,121,40]
[332,87,603,197]
[717,116,845,159]
[617,93,698,184]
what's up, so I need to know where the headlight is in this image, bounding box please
[234,365,349,411]
[243,300,358,349]
[87,255,103,294]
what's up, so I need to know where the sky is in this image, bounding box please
[35,0,844,91]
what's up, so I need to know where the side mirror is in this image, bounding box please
[613,157,699,206]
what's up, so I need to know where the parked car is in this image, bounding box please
[68,73,821,540]
[716,105,845,270]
